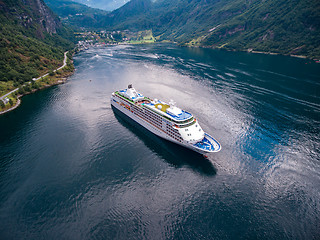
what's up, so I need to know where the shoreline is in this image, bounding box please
[0,51,74,115]
[233,48,318,62]
[0,73,74,116]
[0,99,21,115]
[188,44,319,62]
[247,49,310,59]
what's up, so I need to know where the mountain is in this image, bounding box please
[44,0,152,30]
[44,0,109,29]
[196,0,320,58]
[93,0,320,59]
[0,0,74,85]
[42,0,320,58]
[99,0,152,30]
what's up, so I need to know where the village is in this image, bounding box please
[76,30,156,50]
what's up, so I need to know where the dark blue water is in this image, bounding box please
[0,44,319,239]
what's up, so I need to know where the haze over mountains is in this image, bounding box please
[46,0,320,59]
[72,0,129,11]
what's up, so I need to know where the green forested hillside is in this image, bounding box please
[0,0,74,87]
[99,0,152,30]
[106,0,320,58]
[63,0,319,59]
[44,0,109,29]
[197,0,320,59]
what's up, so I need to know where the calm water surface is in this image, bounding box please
[0,44,319,239]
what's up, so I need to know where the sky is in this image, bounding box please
[72,0,130,11]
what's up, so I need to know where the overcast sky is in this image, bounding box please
[73,0,130,11]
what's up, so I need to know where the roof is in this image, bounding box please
[143,100,193,122]
[119,88,144,102]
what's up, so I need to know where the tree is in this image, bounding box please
[18,87,26,95]
[31,81,40,89]
[24,85,31,92]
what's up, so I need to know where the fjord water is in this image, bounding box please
[0,44,319,239]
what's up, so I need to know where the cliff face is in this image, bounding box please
[0,0,61,37]
[0,0,74,84]
[34,0,60,34]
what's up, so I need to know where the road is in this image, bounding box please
[0,51,68,103]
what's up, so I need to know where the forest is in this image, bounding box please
[0,0,74,96]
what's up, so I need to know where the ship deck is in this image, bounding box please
[143,102,192,121]
[115,90,193,123]
[193,133,221,152]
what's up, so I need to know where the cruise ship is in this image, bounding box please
[111,85,221,155]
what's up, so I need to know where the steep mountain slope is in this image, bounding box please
[95,0,258,39]
[150,0,250,41]
[44,0,109,29]
[0,0,74,84]
[100,0,320,58]
[43,0,320,58]
[197,0,320,58]
[98,0,153,30]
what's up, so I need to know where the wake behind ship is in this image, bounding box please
[111,85,221,155]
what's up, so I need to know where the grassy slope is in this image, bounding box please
[127,30,155,43]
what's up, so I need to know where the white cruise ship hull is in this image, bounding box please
[111,94,221,155]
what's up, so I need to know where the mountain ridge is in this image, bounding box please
[44,0,320,59]
[44,0,109,29]
[104,0,320,59]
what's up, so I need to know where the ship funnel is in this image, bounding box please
[169,99,176,106]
